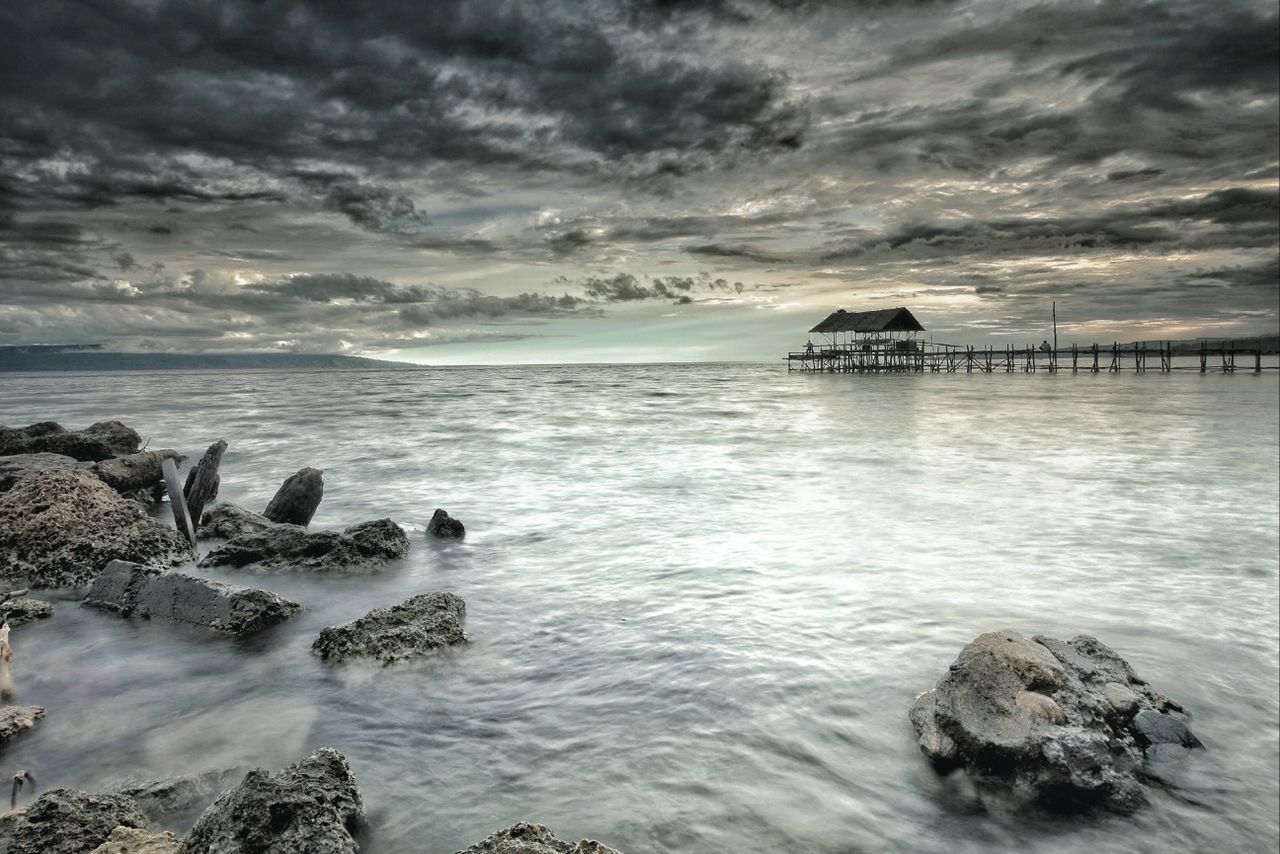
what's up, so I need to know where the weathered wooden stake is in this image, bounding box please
[162,457,197,547]
[184,439,227,524]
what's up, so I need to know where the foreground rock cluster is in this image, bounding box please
[909,630,1204,812]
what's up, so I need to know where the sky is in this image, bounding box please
[0,0,1277,364]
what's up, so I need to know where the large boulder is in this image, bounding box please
[0,420,142,461]
[313,592,467,665]
[909,631,1202,812]
[3,789,148,854]
[0,452,93,492]
[184,748,364,854]
[200,519,408,572]
[0,469,195,588]
[90,827,184,854]
[198,502,284,540]
[85,560,301,637]
[457,822,624,854]
[1,597,55,627]
[92,450,184,494]
[0,705,44,743]
[263,467,324,527]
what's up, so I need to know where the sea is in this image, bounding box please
[1,363,1277,853]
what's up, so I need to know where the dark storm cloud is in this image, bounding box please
[573,272,736,301]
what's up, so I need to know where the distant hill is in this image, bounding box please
[0,345,412,372]
[1125,334,1280,355]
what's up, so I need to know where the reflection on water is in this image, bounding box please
[0,364,1277,853]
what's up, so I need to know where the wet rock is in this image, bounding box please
[197,502,284,539]
[0,453,93,492]
[0,597,54,627]
[0,420,142,462]
[456,822,624,854]
[0,705,44,743]
[262,467,324,527]
[200,518,408,572]
[427,508,466,538]
[4,789,147,854]
[313,592,467,664]
[0,470,195,589]
[90,826,184,854]
[908,630,1202,812]
[92,450,184,494]
[85,560,301,637]
[104,768,244,824]
[184,748,364,854]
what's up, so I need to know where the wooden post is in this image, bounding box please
[184,439,227,525]
[162,457,197,547]
[1256,350,1263,373]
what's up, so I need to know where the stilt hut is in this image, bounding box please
[789,307,927,372]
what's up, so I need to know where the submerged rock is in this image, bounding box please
[457,822,624,854]
[0,705,44,743]
[313,592,467,664]
[0,452,93,492]
[3,789,147,854]
[1,597,55,627]
[263,467,324,527]
[427,508,466,539]
[103,767,245,824]
[85,560,301,637]
[0,469,195,588]
[200,518,408,572]
[198,502,284,540]
[908,630,1202,812]
[90,826,184,854]
[184,748,364,854]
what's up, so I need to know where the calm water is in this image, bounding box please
[1,364,1277,853]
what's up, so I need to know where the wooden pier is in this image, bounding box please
[786,340,1274,374]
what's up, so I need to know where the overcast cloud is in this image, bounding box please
[0,0,1275,360]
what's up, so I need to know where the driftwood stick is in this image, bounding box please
[184,439,227,524]
[162,457,197,547]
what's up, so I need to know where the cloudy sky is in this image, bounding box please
[1,0,1276,363]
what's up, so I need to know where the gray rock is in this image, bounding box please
[456,822,624,854]
[3,789,147,854]
[200,518,408,572]
[1,597,55,627]
[263,467,324,527]
[0,420,142,462]
[0,453,93,492]
[428,508,466,538]
[313,592,467,664]
[104,767,244,824]
[184,748,364,854]
[909,630,1201,812]
[92,450,184,494]
[198,502,285,539]
[90,826,184,854]
[85,560,301,637]
[0,470,195,589]
[0,705,44,742]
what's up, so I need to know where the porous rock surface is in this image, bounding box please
[90,826,184,854]
[263,466,324,526]
[313,592,467,664]
[457,822,624,854]
[0,420,141,461]
[197,502,284,539]
[909,630,1202,812]
[200,518,408,571]
[184,748,364,854]
[0,470,195,588]
[3,789,147,854]
[0,452,93,492]
[85,560,301,636]
[427,508,466,538]
[0,705,44,743]
[92,450,184,493]
[1,597,55,626]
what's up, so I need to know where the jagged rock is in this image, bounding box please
[93,450,184,494]
[184,440,228,523]
[103,768,244,824]
[1,597,54,627]
[90,826,184,854]
[427,508,466,538]
[85,560,301,637]
[198,503,284,540]
[313,592,467,664]
[0,705,44,742]
[3,789,147,854]
[0,470,195,588]
[457,822,624,854]
[909,631,1202,812]
[0,453,94,492]
[184,748,364,854]
[263,467,324,527]
[0,420,142,462]
[200,518,408,572]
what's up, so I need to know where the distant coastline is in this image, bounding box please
[0,345,411,373]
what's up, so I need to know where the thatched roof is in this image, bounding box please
[809,307,925,334]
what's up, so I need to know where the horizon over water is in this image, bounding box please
[1,363,1277,853]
